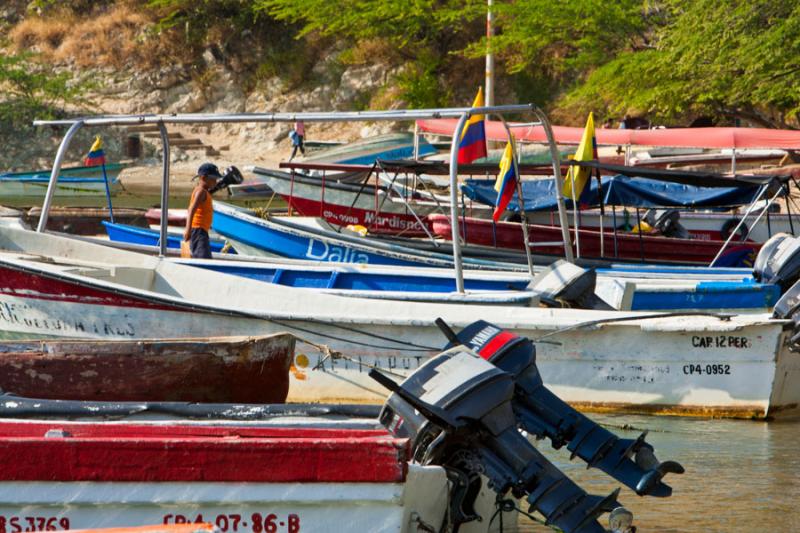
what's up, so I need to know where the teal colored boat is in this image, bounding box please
[303,133,436,165]
[0,163,125,197]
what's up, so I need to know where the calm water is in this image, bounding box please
[518,414,800,532]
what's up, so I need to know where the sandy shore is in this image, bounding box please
[118,148,288,196]
[117,121,369,196]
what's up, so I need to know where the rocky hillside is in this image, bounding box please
[0,2,413,171]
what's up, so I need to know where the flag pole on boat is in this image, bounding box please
[158,122,170,257]
[492,116,535,277]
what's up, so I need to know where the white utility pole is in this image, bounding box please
[485,0,495,106]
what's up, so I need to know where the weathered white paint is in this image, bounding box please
[0,226,797,418]
[0,466,468,533]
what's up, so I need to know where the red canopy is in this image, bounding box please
[417,119,800,150]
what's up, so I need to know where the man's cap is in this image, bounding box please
[196,162,222,179]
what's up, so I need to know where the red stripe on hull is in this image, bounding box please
[284,195,431,236]
[0,422,408,483]
[0,265,185,311]
[428,214,761,264]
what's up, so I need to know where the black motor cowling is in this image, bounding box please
[653,209,690,239]
[527,260,613,310]
[209,165,244,194]
[753,232,800,294]
[374,347,621,533]
[453,320,684,498]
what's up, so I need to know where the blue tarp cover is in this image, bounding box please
[461,175,764,212]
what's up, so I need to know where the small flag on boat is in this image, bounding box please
[492,139,517,222]
[457,87,488,164]
[84,136,106,166]
[562,112,598,202]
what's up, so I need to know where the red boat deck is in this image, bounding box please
[0,421,408,482]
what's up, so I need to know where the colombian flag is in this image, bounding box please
[492,139,517,222]
[562,112,598,202]
[84,136,106,166]
[457,88,488,164]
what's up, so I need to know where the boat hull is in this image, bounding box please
[255,169,436,236]
[528,209,798,244]
[213,205,427,267]
[103,221,235,254]
[0,334,294,403]
[0,261,793,419]
[428,214,762,267]
[0,227,796,419]
[0,420,469,533]
[0,164,125,197]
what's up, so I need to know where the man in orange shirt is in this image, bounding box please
[183,162,221,259]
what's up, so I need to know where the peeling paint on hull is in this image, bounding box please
[0,335,295,403]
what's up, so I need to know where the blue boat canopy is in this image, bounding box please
[461,175,767,212]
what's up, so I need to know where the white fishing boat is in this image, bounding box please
[16,107,800,419]
[0,416,501,533]
[245,166,443,236]
[0,224,798,419]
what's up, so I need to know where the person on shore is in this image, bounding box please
[183,162,221,259]
[289,120,306,161]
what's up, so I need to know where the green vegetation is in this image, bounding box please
[558,1,800,127]
[0,51,90,128]
[255,0,800,127]
[7,0,800,127]
[257,0,487,107]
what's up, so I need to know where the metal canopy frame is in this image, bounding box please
[33,104,574,293]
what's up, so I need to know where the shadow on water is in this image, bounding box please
[518,414,800,532]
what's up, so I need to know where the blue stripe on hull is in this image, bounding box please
[630,281,779,310]
[196,263,529,293]
[103,221,232,253]
[208,205,777,310]
[212,209,423,267]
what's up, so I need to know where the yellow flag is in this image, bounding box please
[89,135,103,152]
[562,112,597,199]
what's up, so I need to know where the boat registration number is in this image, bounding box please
[691,335,750,348]
[164,513,300,533]
[683,363,731,375]
[0,516,71,532]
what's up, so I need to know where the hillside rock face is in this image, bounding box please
[1,33,401,170]
[96,50,399,154]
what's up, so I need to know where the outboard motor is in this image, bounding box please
[373,348,621,533]
[653,209,689,239]
[209,165,244,194]
[448,320,684,498]
[527,260,614,310]
[754,233,800,293]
